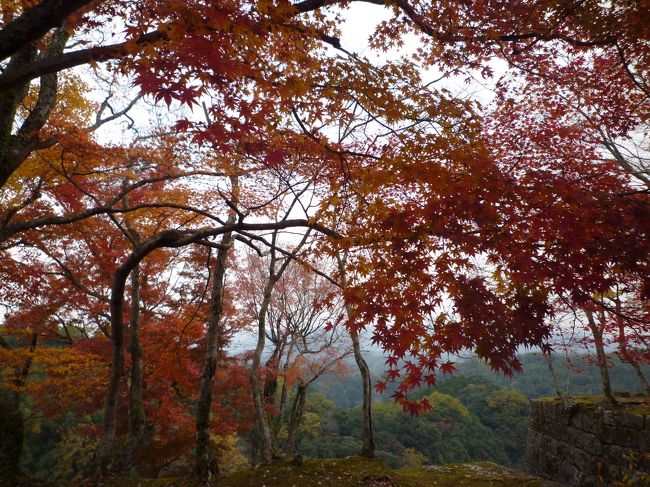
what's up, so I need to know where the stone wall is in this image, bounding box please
[525,398,650,486]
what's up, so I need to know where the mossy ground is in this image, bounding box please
[46,456,565,487]
[537,394,650,414]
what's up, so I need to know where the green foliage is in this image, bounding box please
[297,378,528,469]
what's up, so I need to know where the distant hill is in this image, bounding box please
[313,351,650,407]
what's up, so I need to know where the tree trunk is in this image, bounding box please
[250,279,277,464]
[0,331,37,481]
[195,229,234,482]
[543,349,569,405]
[0,391,23,482]
[263,345,281,405]
[338,254,375,458]
[274,341,294,435]
[119,264,148,470]
[615,314,650,397]
[286,381,307,455]
[95,267,129,473]
[585,310,616,406]
[351,329,375,458]
[628,359,650,397]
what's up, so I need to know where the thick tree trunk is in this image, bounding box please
[0,332,37,481]
[286,381,307,455]
[0,29,68,188]
[250,279,277,464]
[195,229,234,482]
[586,310,616,406]
[119,265,147,470]
[95,268,129,473]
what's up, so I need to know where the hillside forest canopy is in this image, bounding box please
[0,0,649,483]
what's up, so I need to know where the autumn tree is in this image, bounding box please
[1,0,649,482]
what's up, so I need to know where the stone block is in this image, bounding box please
[618,412,645,429]
[603,410,617,426]
[575,430,602,455]
[558,460,580,484]
[573,411,604,434]
[557,440,573,459]
[612,427,642,449]
[604,444,631,466]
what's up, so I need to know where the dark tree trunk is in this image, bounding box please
[195,229,234,482]
[0,29,68,188]
[0,332,37,481]
[95,267,129,473]
[286,381,307,455]
[0,391,23,482]
[263,346,281,405]
[119,265,148,470]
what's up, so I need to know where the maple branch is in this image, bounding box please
[292,0,384,14]
[0,31,166,92]
[0,171,226,242]
[0,0,98,61]
[90,93,145,131]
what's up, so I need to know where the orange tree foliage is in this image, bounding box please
[1,0,649,420]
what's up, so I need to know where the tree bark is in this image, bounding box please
[286,381,307,455]
[0,333,36,483]
[350,329,375,457]
[543,349,569,405]
[585,310,616,406]
[0,29,68,188]
[195,227,235,482]
[263,345,281,405]
[0,391,23,483]
[274,341,295,435]
[338,255,375,458]
[614,306,650,397]
[250,278,277,464]
[119,264,148,470]
[95,269,129,473]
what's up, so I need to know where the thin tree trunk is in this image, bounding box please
[250,226,310,463]
[250,278,277,464]
[274,341,294,434]
[351,329,375,458]
[195,228,235,482]
[338,254,375,458]
[628,359,650,396]
[585,310,616,406]
[543,349,568,405]
[119,264,147,470]
[614,307,650,397]
[286,381,307,455]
